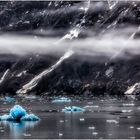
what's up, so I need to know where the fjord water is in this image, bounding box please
[0,96,140,139]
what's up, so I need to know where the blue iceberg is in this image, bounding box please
[52,97,71,103]
[21,114,40,121]
[10,105,27,120]
[0,105,39,122]
[62,106,85,112]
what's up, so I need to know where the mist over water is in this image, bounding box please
[0,28,139,61]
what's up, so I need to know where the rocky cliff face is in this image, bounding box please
[0,1,140,96]
[0,53,140,96]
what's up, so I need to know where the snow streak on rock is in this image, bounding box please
[125,82,140,95]
[17,50,74,94]
[0,69,9,84]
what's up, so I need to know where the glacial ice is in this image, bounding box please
[5,96,15,102]
[0,114,14,121]
[62,106,85,112]
[21,114,39,121]
[10,105,27,120]
[0,105,39,122]
[0,96,15,102]
[52,97,71,103]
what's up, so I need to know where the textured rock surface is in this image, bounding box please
[0,1,140,96]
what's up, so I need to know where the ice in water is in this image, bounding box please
[62,106,85,112]
[106,120,119,124]
[10,105,27,120]
[21,114,39,121]
[52,97,71,103]
[0,105,39,121]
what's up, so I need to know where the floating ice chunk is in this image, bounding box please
[122,110,132,113]
[122,103,135,107]
[10,105,27,120]
[23,133,31,137]
[21,114,39,121]
[25,95,37,100]
[88,126,95,130]
[0,114,14,121]
[129,126,134,129]
[59,133,63,137]
[52,97,71,103]
[106,120,118,124]
[62,106,85,112]
[0,105,39,122]
[92,132,98,136]
[5,96,15,102]
[79,118,85,121]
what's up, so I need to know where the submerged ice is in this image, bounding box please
[0,105,39,121]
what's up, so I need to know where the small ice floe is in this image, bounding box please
[84,105,99,108]
[59,133,63,137]
[122,103,135,107]
[130,137,135,139]
[24,95,37,100]
[0,105,39,122]
[92,132,98,136]
[106,120,119,124]
[1,96,15,103]
[59,120,64,123]
[88,126,95,130]
[5,96,15,102]
[52,97,71,103]
[79,118,85,121]
[23,133,31,137]
[137,127,140,130]
[62,106,85,113]
[129,126,134,129]
[121,110,132,113]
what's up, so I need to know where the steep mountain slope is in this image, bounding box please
[0,1,140,96]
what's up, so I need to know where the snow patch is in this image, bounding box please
[105,67,113,78]
[16,70,27,77]
[125,82,140,95]
[0,69,9,84]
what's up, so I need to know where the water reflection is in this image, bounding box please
[2,121,39,139]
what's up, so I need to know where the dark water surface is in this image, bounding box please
[0,96,140,139]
